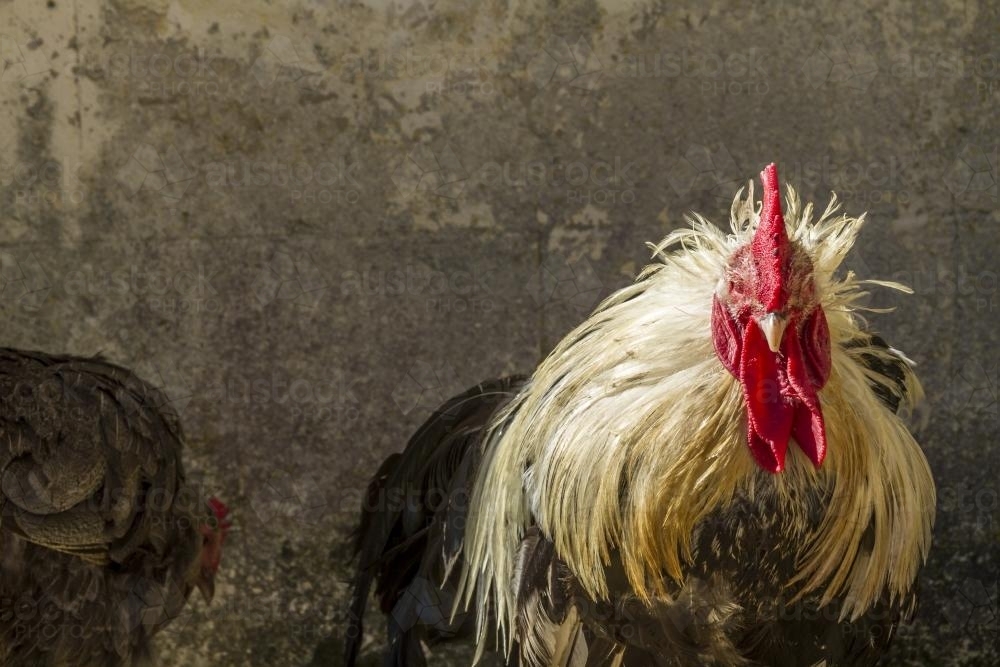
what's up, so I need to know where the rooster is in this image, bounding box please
[346,164,935,666]
[0,348,231,666]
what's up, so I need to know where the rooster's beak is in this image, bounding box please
[757,312,788,353]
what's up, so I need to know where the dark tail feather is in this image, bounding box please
[344,580,369,667]
[345,453,402,666]
[345,376,527,667]
[385,619,426,667]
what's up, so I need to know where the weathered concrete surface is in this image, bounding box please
[0,0,997,665]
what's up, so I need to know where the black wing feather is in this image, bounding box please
[345,376,527,667]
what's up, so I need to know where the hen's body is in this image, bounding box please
[0,349,214,666]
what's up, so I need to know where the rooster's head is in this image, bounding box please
[711,163,832,473]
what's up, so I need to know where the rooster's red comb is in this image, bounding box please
[751,163,791,312]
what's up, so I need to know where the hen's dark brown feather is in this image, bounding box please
[0,348,212,666]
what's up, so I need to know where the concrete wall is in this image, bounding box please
[0,0,996,664]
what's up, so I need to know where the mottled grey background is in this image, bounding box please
[0,0,997,665]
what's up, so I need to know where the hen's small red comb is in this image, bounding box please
[208,496,232,534]
[751,163,792,312]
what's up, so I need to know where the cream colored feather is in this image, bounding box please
[459,182,935,660]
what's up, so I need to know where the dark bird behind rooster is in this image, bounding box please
[346,164,935,667]
[0,348,230,666]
